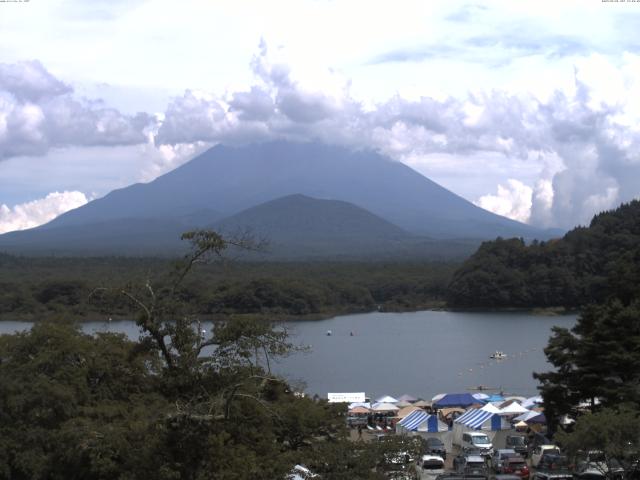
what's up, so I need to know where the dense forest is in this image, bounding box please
[0,232,423,479]
[0,254,456,321]
[447,200,640,309]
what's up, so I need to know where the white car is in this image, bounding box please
[531,445,561,468]
[286,465,319,479]
[416,454,445,480]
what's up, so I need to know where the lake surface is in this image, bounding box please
[0,310,576,401]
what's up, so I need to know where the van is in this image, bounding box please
[462,432,493,456]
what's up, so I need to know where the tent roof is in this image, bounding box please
[396,400,412,408]
[528,412,547,424]
[375,395,398,403]
[371,402,400,412]
[348,402,371,410]
[413,400,431,408]
[439,407,465,418]
[504,396,527,403]
[486,394,505,403]
[455,409,495,428]
[397,406,422,419]
[398,394,418,403]
[431,393,446,403]
[398,410,430,429]
[522,395,543,408]
[500,403,529,415]
[472,393,490,401]
[434,393,477,408]
[398,411,447,432]
[349,406,370,414]
[514,410,542,422]
[481,403,502,414]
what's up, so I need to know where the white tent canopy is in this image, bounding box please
[500,403,530,415]
[371,402,400,412]
[481,403,502,414]
[375,395,399,404]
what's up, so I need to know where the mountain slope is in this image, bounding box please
[447,200,640,308]
[0,141,559,258]
[211,194,439,259]
[37,141,553,239]
[213,194,408,240]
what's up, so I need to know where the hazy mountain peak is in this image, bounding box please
[0,140,559,257]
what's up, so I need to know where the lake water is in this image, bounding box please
[0,310,576,401]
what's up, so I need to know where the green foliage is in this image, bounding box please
[535,299,640,432]
[555,407,640,476]
[0,231,391,479]
[0,255,457,321]
[448,200,640,308]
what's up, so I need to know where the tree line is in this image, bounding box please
[0,254,455,321]
[447,200,640,309]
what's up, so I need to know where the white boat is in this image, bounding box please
[489,351,507,359]
[326,330,332,336]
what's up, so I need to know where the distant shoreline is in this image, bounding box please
[0,304,578,324]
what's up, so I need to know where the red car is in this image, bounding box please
[501,457,530,479]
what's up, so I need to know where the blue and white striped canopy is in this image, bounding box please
[398,410,430,430]
[455,409,495,429]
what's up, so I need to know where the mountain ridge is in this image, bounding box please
[0,141,561,258]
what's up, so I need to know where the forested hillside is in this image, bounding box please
[0,255,456,321]
[447,200,640,308]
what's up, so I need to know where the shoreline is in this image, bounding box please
[0,304,578,323]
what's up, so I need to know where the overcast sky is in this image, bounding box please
[1,0,640,233]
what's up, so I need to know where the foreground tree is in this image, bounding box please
[0,231,387,479]
[555,407,640,479]
[534,299,640,432]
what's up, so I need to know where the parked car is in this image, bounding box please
[528,433,552,453]
[379,449,416,479]
[532,454,572,480]
[505,435,528,458]
[491,449,518,472]
[454,452,489,478]
[462,432,493,457]
[531,445,561,468]
[416,455,445,480]
[286,464,320,479]
[574,451,624,480]
[425,437,447,460]
[499,457,529,479]
[491,476,523,480]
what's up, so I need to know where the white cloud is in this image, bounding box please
[475,179,533,223]
[149,43,640,230]
[2,3,640,232]
[0,190,89,234]
[0,61,153,160]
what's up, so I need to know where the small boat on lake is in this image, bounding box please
[326,330,332,336]
[489,351,507,359]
